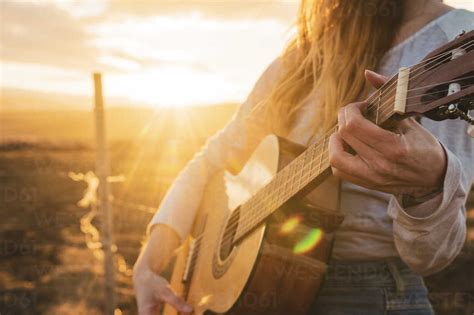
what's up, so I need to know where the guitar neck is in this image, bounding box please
[234,75,399,242]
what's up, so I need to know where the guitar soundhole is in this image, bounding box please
[219,209,240,261]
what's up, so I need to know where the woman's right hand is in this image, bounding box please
[133,224,193,315]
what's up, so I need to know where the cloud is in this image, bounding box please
[0,0,295,108]
[0,1,102,70]
[88,14,290,103]
[106,0,298,22]
[1,0,262,75]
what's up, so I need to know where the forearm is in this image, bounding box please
[144,224,182,274]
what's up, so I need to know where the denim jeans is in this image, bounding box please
[309,258,434,315]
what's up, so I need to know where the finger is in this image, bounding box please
[365,69,389,89]
[338,105,376,158]
[159,286,193,313]
[328,133,372,181]
[339,102,401,155]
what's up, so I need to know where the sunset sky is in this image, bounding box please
[1,0,473,109]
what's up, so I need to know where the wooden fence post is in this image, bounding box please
[93,72,116,315]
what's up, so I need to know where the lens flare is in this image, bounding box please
[293,228,323,254]
[279,215,302,234]
[198,294,212,306]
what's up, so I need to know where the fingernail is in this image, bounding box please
[366,69,384,80]
[366,69,376,76]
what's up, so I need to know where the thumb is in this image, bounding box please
[159,286,193,313]
[365,69,388,89]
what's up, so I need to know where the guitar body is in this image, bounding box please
[164,135,344,315]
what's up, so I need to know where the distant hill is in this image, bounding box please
[1,86,239,142]
[1,105,238,143]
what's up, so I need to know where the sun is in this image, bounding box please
[103,65,239,108]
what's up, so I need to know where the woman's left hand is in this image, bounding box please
[328,70,447,198]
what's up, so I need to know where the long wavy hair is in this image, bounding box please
[264,0,404,138]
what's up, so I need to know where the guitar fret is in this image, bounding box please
[321,136,327,173]
[301,156,311,189]
[376,89,381,125]
[302,150,311,187]
[295,155,303,192]
[309,145,315,174]
[286,165,293,193]
[308,144,318,181]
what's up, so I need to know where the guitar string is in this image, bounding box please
[244,39,470,150]
[186,43,474,275]
[238,79,470,237]
[367,40,474,118]
[256,40,473,121]
[213,43,470,256]
[370,75,474,119]
[184,40,473,274]
[243,40,473,125]
[365,40,473,118]
[184,136,335,274]
[237,41,470,222]
[370,43,474,118]
[189,93,452,272]
[363,77,474,106]
[399,74,474,93]
[235,43,474,235]
[187,43,472,270]
[400,91,474,109]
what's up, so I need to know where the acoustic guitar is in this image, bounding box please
[164,30,474,315]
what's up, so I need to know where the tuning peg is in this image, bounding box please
[446,104,474,125]
[457,111,474,125]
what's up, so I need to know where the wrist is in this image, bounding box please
[405,142,446,201]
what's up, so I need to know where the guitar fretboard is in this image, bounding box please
[234,75,398,242]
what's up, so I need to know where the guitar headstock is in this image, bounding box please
[401,30,474,124]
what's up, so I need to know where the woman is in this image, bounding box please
[133,1,474,314]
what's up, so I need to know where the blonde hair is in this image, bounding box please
[264,0,404,137]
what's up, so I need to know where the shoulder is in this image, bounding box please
[251,46,303,99]
[248,57,283,102]
[436,9,474,40]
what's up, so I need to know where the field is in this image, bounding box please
[0,107,473,314]
[0,106,235,314]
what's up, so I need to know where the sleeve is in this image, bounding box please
[148,58,282,241]
[387,117,474,276]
